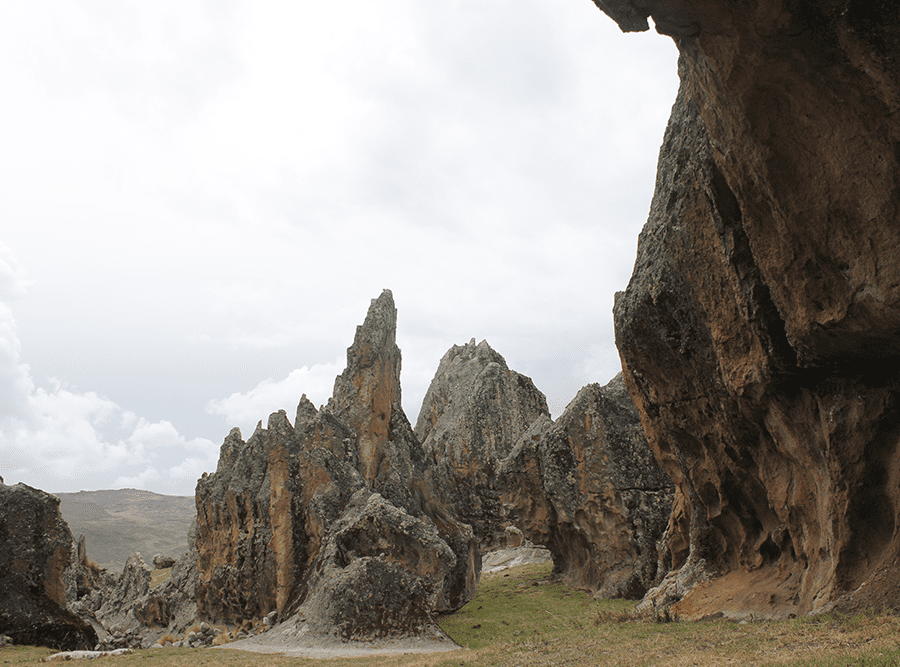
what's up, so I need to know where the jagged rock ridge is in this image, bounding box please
[37,290,676,646]
[600,0,900,618]
[191,290,478,642]
[498,374,673,598]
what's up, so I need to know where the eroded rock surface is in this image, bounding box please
[191,290,478,640]
[498,374,673,598]
[602,0,900,617]
[0,481,97,650]
[415,338,550,548]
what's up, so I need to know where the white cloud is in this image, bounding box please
[206,361,343,435]
[0,272,218,496]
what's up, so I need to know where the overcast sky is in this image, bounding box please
[0,1,678,497]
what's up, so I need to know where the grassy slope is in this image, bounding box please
[7,562,900,666]
[55,489,195,572]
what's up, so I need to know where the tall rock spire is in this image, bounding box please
[326,289,404,484]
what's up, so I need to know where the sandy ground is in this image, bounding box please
[216,633,462,660]
[482,545,551,573]
[220,545,552,659]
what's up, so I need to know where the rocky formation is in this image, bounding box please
[415,338,550,548]
[152,555,176,570]
[93,553,152,632]
[64,535,117,609]
[498,374,673,598]
[0,481,97,649]
[601,0,900,617]
[287,490,458,641]
[191,290,478,641]
[65,542,197,649]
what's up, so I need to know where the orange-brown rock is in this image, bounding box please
[190,290,478,639]
[0,480,97,649]
[498,374,673,598]
[194,409,366,623]
[602,0,900,617]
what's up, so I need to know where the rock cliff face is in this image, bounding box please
[601,0,900,617]
[415,339,550,547]
[192,290,478,639]
[0,481,97,650]
[498,374,673,598]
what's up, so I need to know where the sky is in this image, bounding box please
[0,1,679,497]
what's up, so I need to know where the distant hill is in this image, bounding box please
[55,489,195,573]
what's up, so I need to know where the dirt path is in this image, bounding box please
[219,631,461,659]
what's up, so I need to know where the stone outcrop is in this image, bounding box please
[193,412,366,625]
[498,374,673,598]
[132,545,199,635]
[0,481,97,650]
[94,553,152,632]
[601,0,900,617]
[64,535,118,610]
[190,290,478,640]
[288,490,458,641]
[415,338,550,548]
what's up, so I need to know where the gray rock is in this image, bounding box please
[152,554,176,570]
[286,490,458,641]
[415,338,550,548]
[498,374,673,598]
[95,553,150,632]
[0,481,97,650]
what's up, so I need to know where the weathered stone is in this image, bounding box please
[189,290,478,640]
[290,490,457,641]
[326,290,409,489]
[152,555,176,570]
[132,544,199,634]
[193,412,365,624]
[64,535,118,611]
[499,374,673,598]
[415,338,550,548]
[603,0,900,618]
[0,482,97,650]
[322,290,479,611]
[95,553,150,632]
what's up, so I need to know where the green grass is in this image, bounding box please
[7,562,900,666]
[150,567,172,589]
[439,561,627,650]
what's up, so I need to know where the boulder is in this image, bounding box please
[602,0,900,617]
[498,374,673,598]
[291,490,457,641]
[0,481,97,650]
[415,338,550,548]
[152,555,176,570]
